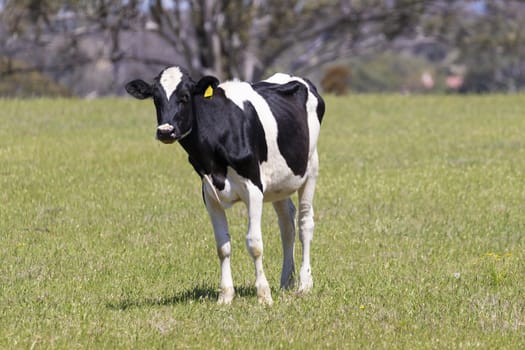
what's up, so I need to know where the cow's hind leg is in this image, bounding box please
[204,189,234,304]
[244,183,273,305]
[297,151,319,293]
[273,198,296,289]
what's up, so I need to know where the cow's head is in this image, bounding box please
[125,66,219,144]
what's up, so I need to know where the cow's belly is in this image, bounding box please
[203,165,306,208]
[259,162,305,202]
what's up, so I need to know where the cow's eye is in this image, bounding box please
[178,95,189,104]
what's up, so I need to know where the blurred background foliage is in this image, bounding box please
[0,0,524,97]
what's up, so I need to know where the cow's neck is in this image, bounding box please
[179,123,208,174]
[178,97,230,190]
[177,110,222,178]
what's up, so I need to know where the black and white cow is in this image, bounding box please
[125,66,324,305]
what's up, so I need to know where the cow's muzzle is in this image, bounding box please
[156,123,177,144]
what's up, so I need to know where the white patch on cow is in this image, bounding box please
[263,73,293,84]
[159,66,183,100]
[219,81,306,200]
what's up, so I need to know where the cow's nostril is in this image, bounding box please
[157,123,174,134]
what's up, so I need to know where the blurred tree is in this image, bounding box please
[0,56,70,96]
[141,0,429,81]
[0,0,141,95]
[421,0,525,92]
[3,0,525,95]
[0,0,431,95]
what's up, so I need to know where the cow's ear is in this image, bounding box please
[125,79,153,99]
[194,76,220,98]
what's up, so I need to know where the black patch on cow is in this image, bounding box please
[179,88,267,192]
[253,81,310,177]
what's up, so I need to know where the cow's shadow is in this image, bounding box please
[106,285,257,310]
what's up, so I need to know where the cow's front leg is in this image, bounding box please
[204,188,234,304]
[244,184,273,305]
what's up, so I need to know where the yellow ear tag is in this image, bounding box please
[204,85,213,98]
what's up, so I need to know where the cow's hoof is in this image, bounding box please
[257,286,273,306]
[280,274,296,290]
[297,282,313,294]
[298,270,313,294]
[218,287,234,305]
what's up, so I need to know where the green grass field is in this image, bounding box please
[1,95,524,349]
